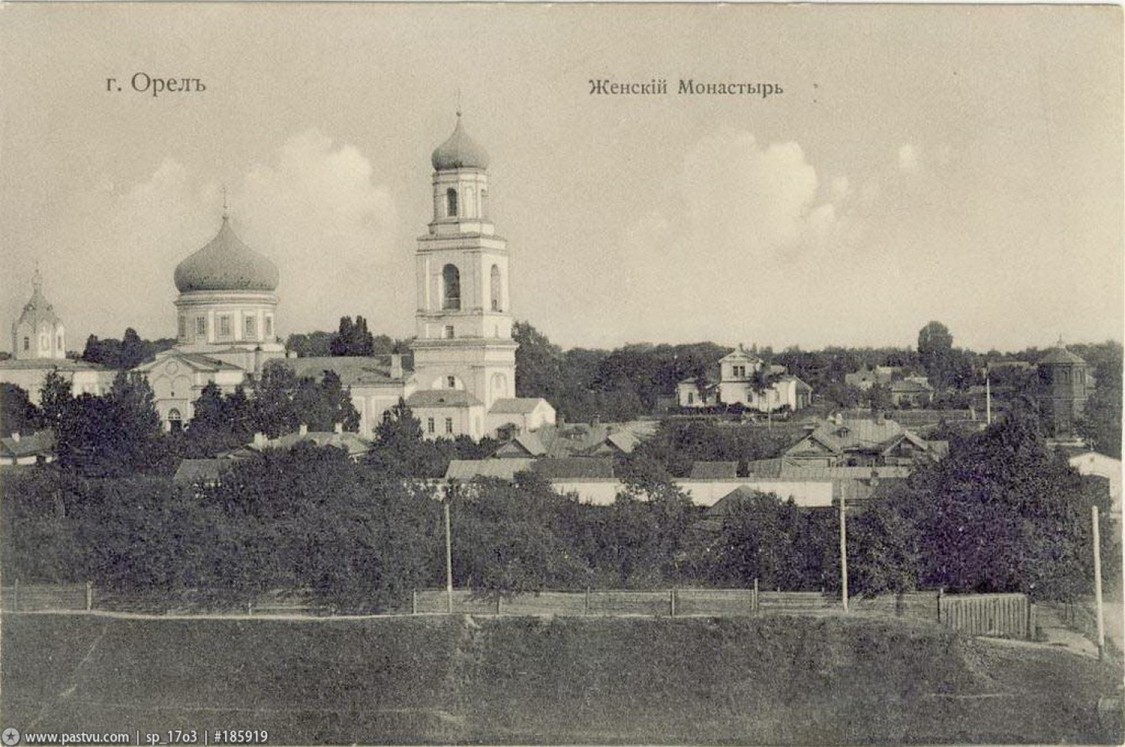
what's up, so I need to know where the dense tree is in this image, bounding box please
[1,384,41,435]
[866,383,893,412]
[918,321,955,391]
[80,329,174,369]
[628,420,794,477]
[249,362,360,437]
[1075,341,1123,457]
[39,369,74,428]
[177,383,254,457]
[330,315,376,357]
[451,473,591,596]
[606,456,700,585]
[286,330,334,358]
[119,327,147,370]
[687,491,839,592]
[847,492,919,608]
[55,372,165,477]
[889,406,1115,600]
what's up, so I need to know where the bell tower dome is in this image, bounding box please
[411,113,517,419]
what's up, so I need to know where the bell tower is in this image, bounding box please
[411,113,517,412]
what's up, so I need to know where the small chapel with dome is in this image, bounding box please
[137,113,554,439]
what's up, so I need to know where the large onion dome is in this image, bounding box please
[174,217,279,293]
[431,114,490,171]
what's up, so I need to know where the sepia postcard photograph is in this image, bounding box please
[0,2,1122,745]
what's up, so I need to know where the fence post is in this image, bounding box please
[585,587,591,616]
[411,589,417,615]
[670,588,676,618]
[753,578,759,615]
[936,588,943,624]
[85,580,93,611]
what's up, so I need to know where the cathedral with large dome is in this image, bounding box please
[136,114,553,439]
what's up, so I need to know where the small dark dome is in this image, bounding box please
[174,218,279,293]
[1038,345,1086,366]
[431,115,489,171]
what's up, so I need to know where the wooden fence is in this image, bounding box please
[0,583,1034,639]
[937,592,1031,639]
[0,582,90,612]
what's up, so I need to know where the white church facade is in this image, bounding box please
[0,270,116,405]
[137,114,553,440]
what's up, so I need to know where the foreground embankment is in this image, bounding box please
[2,612,1120,744]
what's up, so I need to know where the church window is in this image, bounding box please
[245,316,256,338]
[445,417,454,435]
[444,325,455,340]
[688,392,695,405]
[490,264,502,311]
[22,337,29,351]
[447,375,456,389]
[56,334,63,349]
[446,188,458,217]
[265,315,273,337]
[168,408,183,433]
[219,315,231,337]
[178,316,186,339]
[427,417,435,434]
[480,189,488,218]
[195,317,206,336]
[39,333,48,349]
[442,264,461,310]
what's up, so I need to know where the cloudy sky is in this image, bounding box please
[1,4,1121,354]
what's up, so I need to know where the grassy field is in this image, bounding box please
[2,612,1121,744]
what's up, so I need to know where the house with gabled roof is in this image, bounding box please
[785,414,943,467]
[0,429,55,466]
[889,378,934,407]
[689,461,739,479]
[490,420,648,461]
[676,345,812,413]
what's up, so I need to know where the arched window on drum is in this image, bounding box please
[442,264,461,310]
[490,264,502,312]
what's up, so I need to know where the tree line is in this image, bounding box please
[11,315,1117,458]
[2,403,1115,611]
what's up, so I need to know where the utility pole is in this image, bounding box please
[445,480,455,615]
[1093,505,1105,659]
[985,365,992,426]
[839,493,849,612]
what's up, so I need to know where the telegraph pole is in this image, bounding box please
[840,493,849,612]
[985,365,992,426]
[444,480,456,614]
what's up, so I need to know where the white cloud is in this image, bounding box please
[28,130,399,346]
[898,144,920,173]
[829,176,851,202]
[237,128,399,332]
[611,128,862,343]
